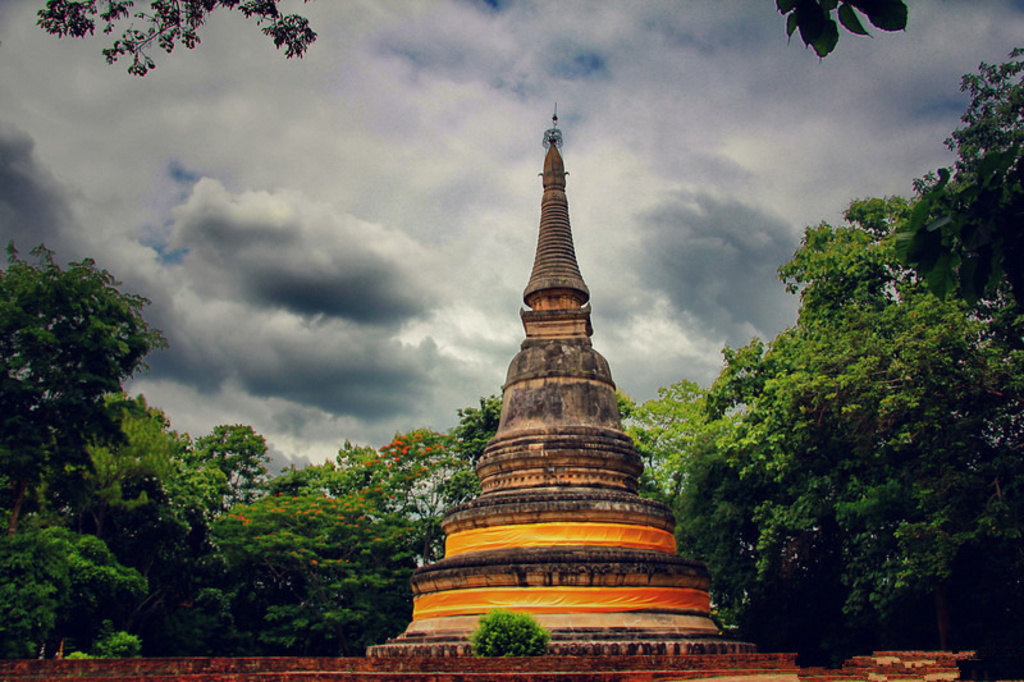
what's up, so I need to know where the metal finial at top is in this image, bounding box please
[543,104,562,149]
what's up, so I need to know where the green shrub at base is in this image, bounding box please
[470,609,550,657]
[92,621,142,658]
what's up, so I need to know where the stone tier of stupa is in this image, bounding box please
[369,119,751,657]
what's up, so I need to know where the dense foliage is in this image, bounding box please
[1,245,166,537]
[628,197,1024,664]
[470,609,550,657]
[897,48,1024,307]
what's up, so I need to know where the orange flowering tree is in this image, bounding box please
[333,429,478,564]
[213,489,417,655]
[214,427,480,654]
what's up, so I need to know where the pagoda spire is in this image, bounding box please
[369,118,746,658]
[523,113,589,312]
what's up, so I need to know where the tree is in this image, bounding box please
[775,0,908,58]
[191,424,269,508]
[0,527,70,658]
[1,244,166,536]
[629,198,1024,661]
[212,490,417,655]
[37,0,316,76]
[700,197,1024,656]
[332,429,476,564]
[64,395,257,657]
[897,48,1024,307]
[78,395,183,541]
[625,380,727,507]
[625,381,760,636]
[449,394,501,468]
[0,526,147,659]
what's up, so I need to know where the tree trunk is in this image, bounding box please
[935,580,951,650]
[7,479,27,537]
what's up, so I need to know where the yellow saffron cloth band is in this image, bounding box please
[412,586,710,620]
[444,522,677,557]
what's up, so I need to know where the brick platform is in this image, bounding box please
[0,652,798,681]
[0,651,979,682]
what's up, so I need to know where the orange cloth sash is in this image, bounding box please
[412,586,710,620]
[444,522,677,557]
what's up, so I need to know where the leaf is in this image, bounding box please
[976,148,1015,183]
[924,251,957,297]
[787,13,799,38]
[777,0,797,12]
[925,215,952,234]
[907,226,943,270]
[838,4,870,35]
[850,0,908,31]
[795,0,827,45]
[810,19,840,57]
[959,251,992,304]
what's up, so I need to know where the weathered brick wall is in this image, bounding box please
[0,650,978,682]
[0,652,798,680]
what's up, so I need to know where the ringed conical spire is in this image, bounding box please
[369,117,749,658]
[523,113,589,311]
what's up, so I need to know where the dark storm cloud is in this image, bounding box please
[243,264,423,322]
[170,179,430,324]
[638,192,799,346]
[145,307,441,420]
[0,125,72,251]
[240,340,438,417]
[139,177,445,423]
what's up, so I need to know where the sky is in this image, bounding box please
[2,1,1023,470]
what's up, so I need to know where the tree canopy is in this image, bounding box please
[897,47,1024,307]
[628,197,1024,663]
[1,244,166,537]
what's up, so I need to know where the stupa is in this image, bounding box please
[369,117,752,657]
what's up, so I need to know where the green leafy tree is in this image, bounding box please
[1,245,165,537]
[78,395,182,541]
[191,424,269,508]
[625,380,731,507]
[624,381,754,634]
[0,527,70,658]
[697,197,1024,657]
[0,526,147,659]
[449,394,501,468]
[470,609,550,657]
[37,0,316,76]
[897,48,1024,306]
[775,0,908,58]
[69,396,259,657]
